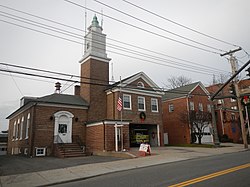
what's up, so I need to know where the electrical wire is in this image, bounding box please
[94,0,226,53]
[63,0,222,55]
[121,0,240,48]
[0,17,227,75]
[0,6,229,74]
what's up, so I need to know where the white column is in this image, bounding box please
[157,125,160,146]
[115,123,118,152]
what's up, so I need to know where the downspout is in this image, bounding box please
[30,103,37,157]
[102,120,105,152]
[186,95,191,143]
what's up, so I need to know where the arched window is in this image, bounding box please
[137,81,144,88]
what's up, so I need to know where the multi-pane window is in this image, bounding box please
[123,94,131,110]
[20,117,24,140]
[198,103,203,111]
[16,119,20,140]
[138,96,146,111]
[36,148,46,156]
[151,98,158,112]
[169,104,174,112]
[25,113,30,139]
[12,121,16,141]
[189,102,194,111]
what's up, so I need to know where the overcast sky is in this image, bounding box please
[0,0,250,131]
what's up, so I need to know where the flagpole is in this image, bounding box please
[120,76,123,151]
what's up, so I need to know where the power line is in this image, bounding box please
[94,0,226,53]
[0,67,214,97]
[0,4,227,73]
[0,6,228,74]
[0,11,83,39]
[0,4,84,32]
[63,0,221,55]
[121,0,240,48]
[0,19,83,45]
[0,18,227,75]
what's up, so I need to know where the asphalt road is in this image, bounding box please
[0,155,124,176]
[53,151,250,187]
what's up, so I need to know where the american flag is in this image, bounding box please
[117,96,122,111]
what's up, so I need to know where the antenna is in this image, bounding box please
[101,9,103,28]
[111,62,114,82]
[83,0,87,54]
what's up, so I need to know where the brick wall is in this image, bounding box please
[8,104,88,157]
[86,124,104,153]
[163,86,211,145]
[80,58,109,121]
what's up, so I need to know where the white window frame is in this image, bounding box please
[20,116,24,140]
[137,81,145,88]
[230,98,236,102]
[25,113,30,139]
[169,104,174,112]
[138,96,146,111]
[36,148,46,156]
[16,119,20,140]
[123,94,132,110]
[12,121,16,141]
[190,102,194,111]
[151,98,158,112]
[198,103,203,111]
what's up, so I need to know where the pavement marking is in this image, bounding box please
[169,163,250,187]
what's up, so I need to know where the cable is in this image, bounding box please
[0,11,83,39]
[0,67,212,96]
[0,62,111,84]
[63,0,221,55]
[5,66,24,96]
[0,19,83,45]
[0,6,228,74]
[0,4,84,32]
[121,0,240,48]
[0,18,226,75]
[94,0,226,53]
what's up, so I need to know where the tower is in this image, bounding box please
[79,15,111,121]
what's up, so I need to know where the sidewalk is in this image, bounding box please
[0,143,247,187]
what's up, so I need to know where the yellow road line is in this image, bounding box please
[169,163,250,187]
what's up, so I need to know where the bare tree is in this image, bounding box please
[189,111,212,144]
[180,110,212,144]
[165,75,192,89]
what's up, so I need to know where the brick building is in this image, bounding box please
[162,82,213,145]
[6,16,164,157]
[207,79,250,143]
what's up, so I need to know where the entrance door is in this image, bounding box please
[54,111,73,143]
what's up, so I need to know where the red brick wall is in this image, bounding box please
[86,124,104,153]
[162,85,211,145]
[8,104,88,157]
[107,91,163,146]
[162,97,190,144]
[80,58,109,121]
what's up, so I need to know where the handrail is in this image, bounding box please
[75,135,85,153]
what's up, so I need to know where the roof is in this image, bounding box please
[7,94,89,119]
[163,82,209,101]
[108,71,161,91]
[37,94,89,107]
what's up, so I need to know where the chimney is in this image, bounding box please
[74,85,80,96]
[55,82,61,94]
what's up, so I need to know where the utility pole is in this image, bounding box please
[221,48,248,149]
